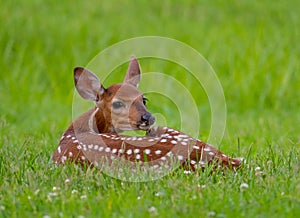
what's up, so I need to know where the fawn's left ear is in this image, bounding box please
[123,55,141,87]
[74,67,105,102]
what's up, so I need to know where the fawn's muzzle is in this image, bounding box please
[140,112,155,127]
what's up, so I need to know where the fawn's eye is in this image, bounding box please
[143,97,148,106]
[112,101,125,109]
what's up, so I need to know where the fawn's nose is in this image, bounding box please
[141,112,155,126]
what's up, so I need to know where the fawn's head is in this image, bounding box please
[74,56,155,133]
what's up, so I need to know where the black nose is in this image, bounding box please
[141,112,155,126]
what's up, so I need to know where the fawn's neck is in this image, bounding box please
[72,107,113,134]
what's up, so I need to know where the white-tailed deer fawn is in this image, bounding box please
[52,56,242,172]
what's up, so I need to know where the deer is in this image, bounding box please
[52,56,243,174]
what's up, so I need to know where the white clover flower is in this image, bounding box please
[255,166,261,172]
[80,195,87,199]
[71,190,78,195]
[240,183,249,191]
[52,186,60,191]
[148,206,158,215]
[184,170,192,174]
[197,184,206,189]
[207,211,216,217]
[34,189,40,195]
[48,192,58,197]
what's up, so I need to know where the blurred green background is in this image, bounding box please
[1,0,299,137]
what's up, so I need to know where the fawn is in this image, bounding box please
[52,56,242,172]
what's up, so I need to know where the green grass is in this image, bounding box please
[1,0,300,217]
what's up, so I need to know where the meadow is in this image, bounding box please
[0,0,299,217]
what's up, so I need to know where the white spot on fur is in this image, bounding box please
[144,149,151,155]
[181,142,187,146]
[136,154,141,159]
[174,136,182,141]
[112,148,117,154]
[171,140,177,145]
[98,147,104,151]
[193,145,200,150]
[208,152,215,156]
[94,145,99,150]
[160,139,167,143]
[66,135,71,138]
[77,145,82,150]
[126,149,132,155]
[155,150,162,155]
[190,160,196,165]
[160,156,167,161]
[58,146,61,154]
[61,156,67,163]
[204,147,211,152]
[177,155,184,161]
[105,147,111,153]
[68,152,73,157]
[73,140,79,144]
[134,149,140,154]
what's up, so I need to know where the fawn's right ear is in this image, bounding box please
[74,67,105,102]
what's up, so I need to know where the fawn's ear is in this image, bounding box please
[123,55,141,87]
[74,67,105,102]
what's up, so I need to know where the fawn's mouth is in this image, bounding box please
[112,123,152,132]
[113,116,155,132]
[137,117,155,131]
[137,123,153,131]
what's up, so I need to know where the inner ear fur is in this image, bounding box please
[123,55,141,87]
[74,67,105,102]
